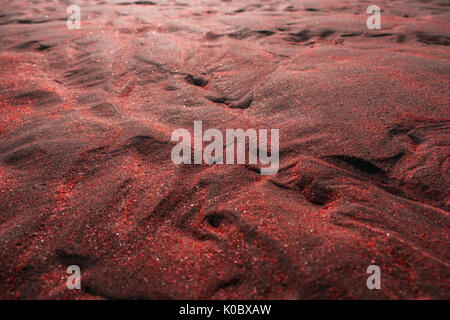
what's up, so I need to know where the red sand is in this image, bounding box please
[0,0,449,299]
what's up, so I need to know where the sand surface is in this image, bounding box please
[0,0,449,299]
